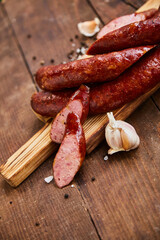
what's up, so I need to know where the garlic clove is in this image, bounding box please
[108,147,125,155]
[77,18,100,37]
[105,112,140,155]
[105,128,123,151]
[121,127,140,151]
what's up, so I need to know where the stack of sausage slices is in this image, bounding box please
[31,8,160,188]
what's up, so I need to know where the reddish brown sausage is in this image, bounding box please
[31,90,72,117]
[87,16,160,55]
[89,45,160,114]
[36,46,153,91]
[50,85,89,143]
[53,112,86,188]
[97,8,158,39]
[31,46,160,116]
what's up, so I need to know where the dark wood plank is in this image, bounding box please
[152,89,160,109]
[89,0,135,24]
[76,99,160,239]
[0,7,43,166]
[0,3,99,240]
[124,0,146,9]
[3,0,100,78]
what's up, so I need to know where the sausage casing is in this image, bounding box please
[87,16,160,55]
[36,46,153,91]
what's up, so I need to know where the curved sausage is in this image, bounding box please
[89,45,160,114]
[87,16,160,55]
[53,112,86,188]
[31,90,72,117]
[50,85,89,143]
[97,8,158,39]
[36,46,153,91]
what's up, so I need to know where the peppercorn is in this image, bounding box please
[91,177,95,182]
[64,193,69,199]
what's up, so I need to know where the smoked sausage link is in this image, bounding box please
[53,112,86,188]
[31,90,72,117]
[97,8,158,39]
[50,85,89,144]
[89,45,160,114]
[35,46,153,91]
[87,16,160,55]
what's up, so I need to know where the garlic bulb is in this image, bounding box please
[77,18,100,37]
[105,112,140,155]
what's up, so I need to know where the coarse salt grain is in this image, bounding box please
[71,184,74,188]
[44,176,53,183]
[76,48,81,53]
[104,155,108,161]
[72,43,76,47]
[81,47,87,55]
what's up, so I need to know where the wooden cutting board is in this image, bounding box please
[0,0,160,187]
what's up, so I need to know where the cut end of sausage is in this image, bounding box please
[53,134,81,188]
[50,99,83,143]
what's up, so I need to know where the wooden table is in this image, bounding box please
[0,0,160,239]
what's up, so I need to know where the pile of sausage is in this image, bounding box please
[31,8,160,188]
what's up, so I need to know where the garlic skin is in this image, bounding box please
[77,18,100,37]
[105,112,140,155]
[77,54,93,60]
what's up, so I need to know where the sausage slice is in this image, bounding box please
[53,112,86,188]
[97,8,158,39]
[50,85,89,143]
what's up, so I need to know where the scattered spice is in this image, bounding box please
[67,50,74,59]
[50,59,54,64]
[75,34,79,39]
[64,193,69,199]
[70,38,73,42]
[32,56,36,60]
[27,34,32,39]
[40,60,45,65]
[80,42,86,47]
[91,177,95,182]
[35,222,40,227]
[10,201,12,205]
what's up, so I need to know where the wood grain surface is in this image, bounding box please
[0,0,160,239]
